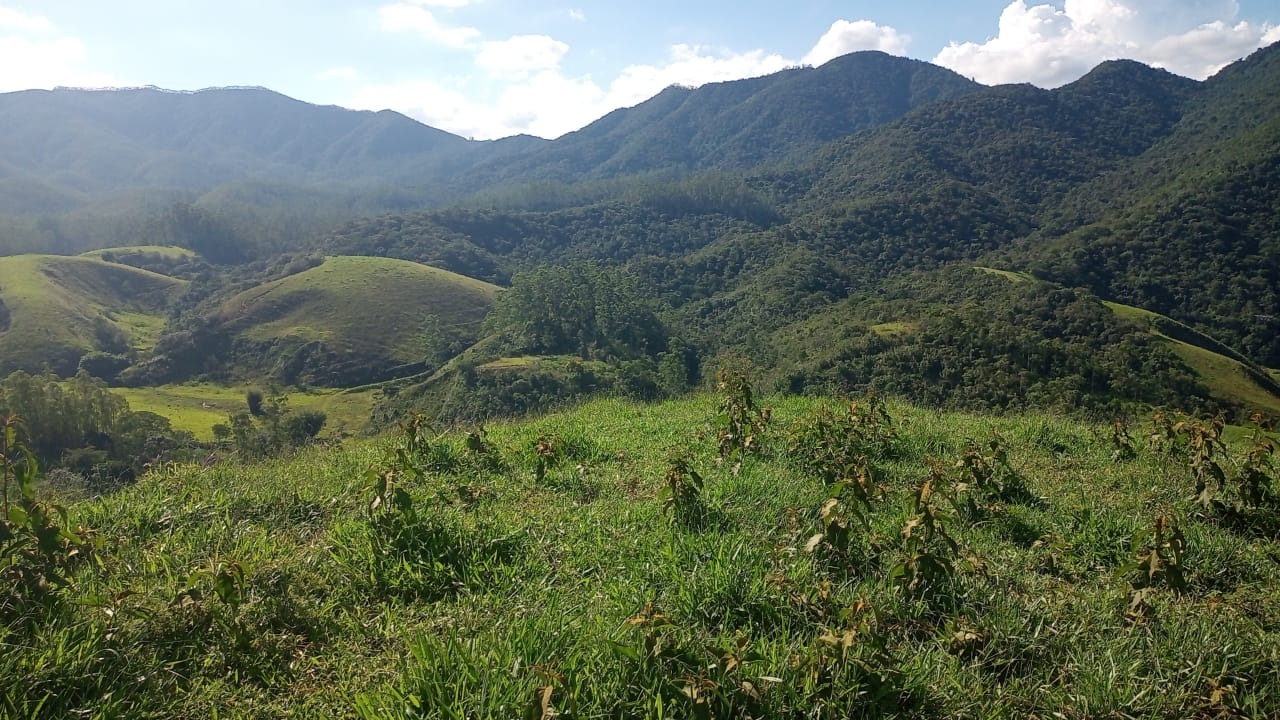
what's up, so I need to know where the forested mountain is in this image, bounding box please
[1021,42,1280,366]
[453,51,980,187]
[1,44,1278,422]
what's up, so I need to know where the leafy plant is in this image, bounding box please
[952,435,1031,513]
[891,464,964,601]
[662,451,706,526]
[531,435,559,482]
[1110,418,1137,462]
[0,415,91,618]
[1121,514,1189,619]
[785,396,897,486]
[1235,414,1277,509]
[712,368,771,468]
[805,460,880,573]
[1186,414,1229,509]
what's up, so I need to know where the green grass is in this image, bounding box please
[870,321,918,337]
[114,383,377,440]
[1161,339,1280,415]
[1104,301,1280,415]
[0,254,187,374]
[81,245,199,262]
[972,266,1037,283]
[218,255,499,367]
[4,393,1279,718]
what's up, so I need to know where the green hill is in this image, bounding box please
[0,254,188,375]
[215,255,499,386]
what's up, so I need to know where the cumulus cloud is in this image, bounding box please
[349,39,800,139]
[803,19,910,66]
[609,44,791,107]
[934,0,1278,86]
[353,0,1280,140]
[0,6,53,33]
[377,2,480,48]
[0,5,118,91]
[476,35,569,78]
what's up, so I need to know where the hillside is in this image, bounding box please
[1021,42,1280,366]
[458,51,980,186]
[7,393,1280,716]
[0,53,978,255]
[0,253,187,375]
[214,256,499,386]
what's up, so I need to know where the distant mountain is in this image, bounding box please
[3,45,1280,420]
[457,51,981,186]
[0,86,468,199]
[0,52,977,226]
[1021,42,1280,366]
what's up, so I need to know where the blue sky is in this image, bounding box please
[2,1,1278,139]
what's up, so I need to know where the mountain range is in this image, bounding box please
[1,45,1278,421]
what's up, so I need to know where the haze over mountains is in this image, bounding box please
[1,45,1278,419]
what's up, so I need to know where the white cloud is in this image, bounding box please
[349,40,801,139]
[1266,25,1280,44]
[0,6,53,33]
[803,19,910,66]
[405,0,474,6]
[567,8,585,22]
[476,35,569,78]
[0,5,118,91]
[608,44,791,107]
[933,0,1278,86]
[377,2,480,48]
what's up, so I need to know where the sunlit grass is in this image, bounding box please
[114,383,377,439]
[4,393,1278,718]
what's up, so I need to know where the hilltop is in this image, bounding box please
[0,252,187,375]
[211,256,498,387]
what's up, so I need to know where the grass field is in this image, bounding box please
[81,245,198,261]
[0,254,187,375]
[972,266,1036,283]
[114,383,378,439]
[4,392,1279,718]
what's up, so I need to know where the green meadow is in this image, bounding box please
[4,391,1278,718]
[113,383,378,440]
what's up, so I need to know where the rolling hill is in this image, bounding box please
[213,256,499,387]
[0,253,188,375]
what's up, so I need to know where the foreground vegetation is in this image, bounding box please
[3,385,1279,718]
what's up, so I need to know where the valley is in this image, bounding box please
[2,38,1280,720]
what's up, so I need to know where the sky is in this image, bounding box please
[2,1,1279,140]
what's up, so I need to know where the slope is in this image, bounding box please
[0,254,188,375]
[215,256,499,386]
[763,266,1278,418]
[1023,42,1280,366]
[461,51,980,186]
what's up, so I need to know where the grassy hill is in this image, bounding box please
[0,253,187,375]
[1104,301,1280,416]
[7,392,1279,716]
[215,256,499,386]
